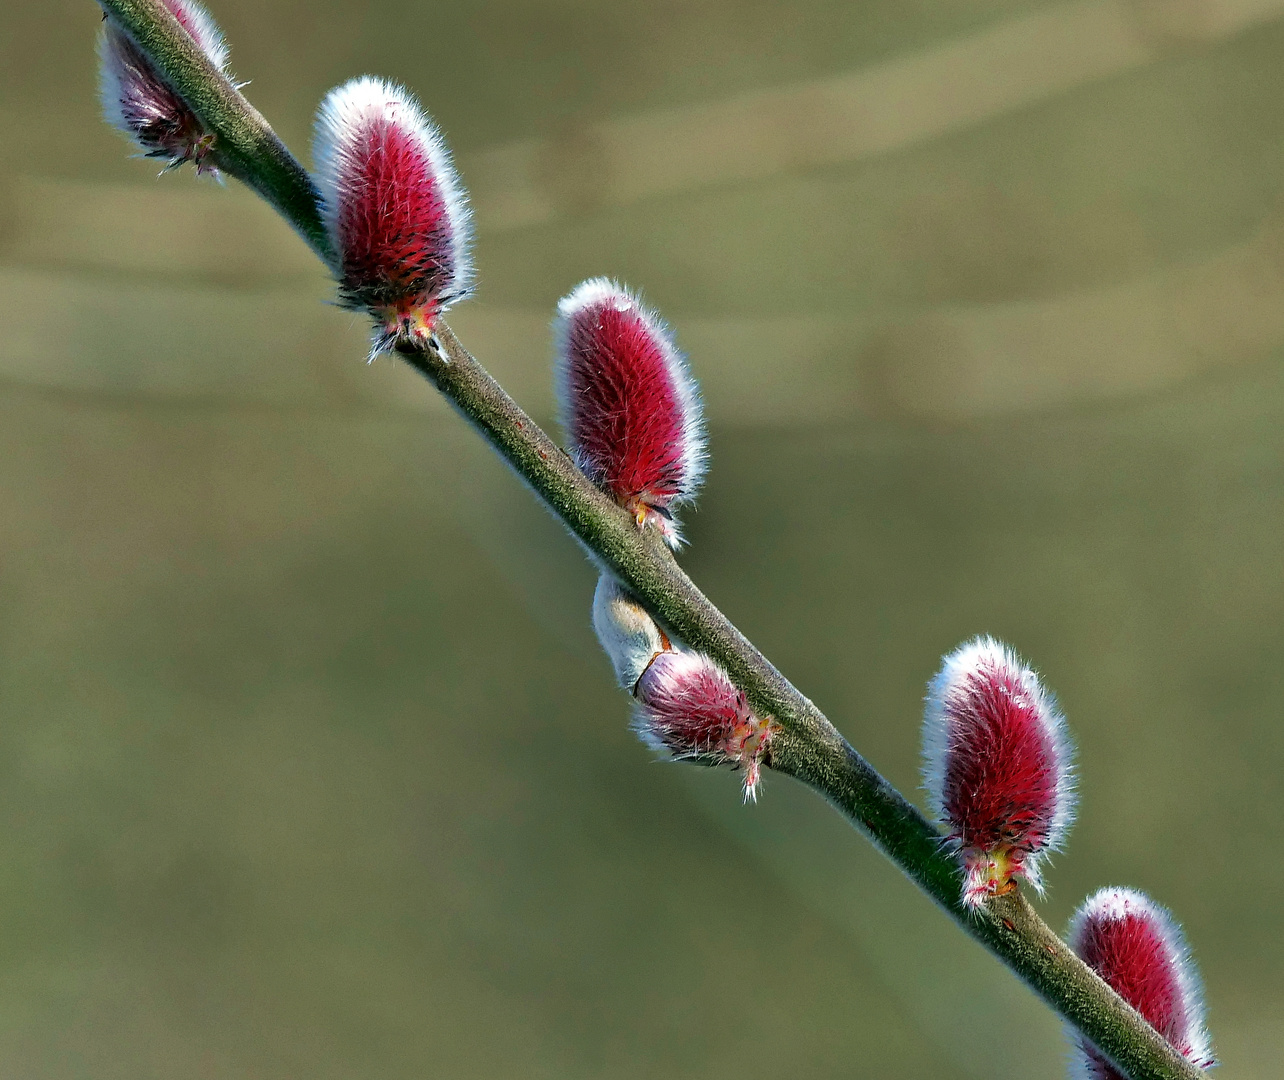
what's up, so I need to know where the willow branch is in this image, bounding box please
[94,3,1207,1077]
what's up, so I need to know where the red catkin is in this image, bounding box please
[98,0,230,174]
[635,649,773,801]
[554,279,706,548]
[922,636,1075,908]
[1068,888,1215,1078]
[313,77,473,357]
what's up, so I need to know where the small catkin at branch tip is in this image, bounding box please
[922,636,1076,908]
[312,76,474,359]
[554,279,707,550]
[99,0,230,174]
[1068,888,1216,1078]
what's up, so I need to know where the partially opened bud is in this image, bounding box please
[98,0,230,174]
[592,575,670,692]
[635,650,774,801]
[1069,888,1215,1077]
[313,77,473,358]
[554,279,706,549]
[922,636,1075,908]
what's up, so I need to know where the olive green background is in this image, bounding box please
[1,0,1282,1076]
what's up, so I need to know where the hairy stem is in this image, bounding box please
[95,3,1207,1077]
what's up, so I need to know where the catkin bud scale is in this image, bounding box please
[591,575,670,692]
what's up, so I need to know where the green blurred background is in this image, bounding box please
[2,0,1283,1075]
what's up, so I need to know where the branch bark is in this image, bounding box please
[94,3,1208,1077]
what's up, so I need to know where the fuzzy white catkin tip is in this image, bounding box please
[163,0,230,70]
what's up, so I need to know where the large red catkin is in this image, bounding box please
[98,0,230,174]
[922,636,1075,908]
[554,280,706,549]
[312,77,473,357]
[1068,888,1215,1078]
